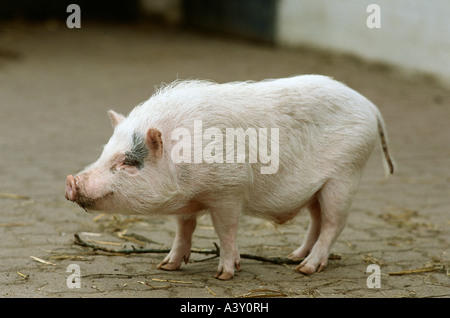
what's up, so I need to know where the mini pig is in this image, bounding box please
[65,75,394,280]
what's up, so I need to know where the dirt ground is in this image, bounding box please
[0,21,449,299]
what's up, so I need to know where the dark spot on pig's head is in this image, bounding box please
[124,132,149,170]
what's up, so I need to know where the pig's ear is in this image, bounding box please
[146,128,163,158]
[108,110,125,128]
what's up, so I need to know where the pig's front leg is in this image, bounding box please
[157,215,197,271]
[210,203,241,280]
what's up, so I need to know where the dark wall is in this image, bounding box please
[183,0,277,43]
[0,0,277,43]
[0,0,139,21]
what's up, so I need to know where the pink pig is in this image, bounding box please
[65,75,394,280]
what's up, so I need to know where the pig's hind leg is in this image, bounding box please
[295,171,361,275]
[157,215,197,271]
[288,198,321,261]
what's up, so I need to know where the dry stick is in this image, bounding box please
[388,266,443,276]
[74,233,170,254]
[73,233,340,265]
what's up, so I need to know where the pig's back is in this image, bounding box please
[132,75,377,132]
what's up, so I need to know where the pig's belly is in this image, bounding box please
[243,186,320,224]
[244,200,311,224]
[243,167,325,224]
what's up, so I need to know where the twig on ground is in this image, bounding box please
[237,288,287,298]
[73,233,341,265]
[74,233,170,254]
[0,193,30,200]
[389,266,443,276]
[30,256,57,266]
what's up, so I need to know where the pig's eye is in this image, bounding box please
[110,153,140,175]
[113,157,139,175]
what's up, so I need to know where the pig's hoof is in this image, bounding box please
[294,260,326,275]
[294,263,316,275]
[214,271,234,280]
[157,262,180,271]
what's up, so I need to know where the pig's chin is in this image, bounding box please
[74,192,114,212]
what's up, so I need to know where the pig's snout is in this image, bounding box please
[65,175,79,202]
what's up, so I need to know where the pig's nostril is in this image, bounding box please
[65,175,78,201]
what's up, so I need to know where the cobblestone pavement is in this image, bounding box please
[0,22,449,298]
